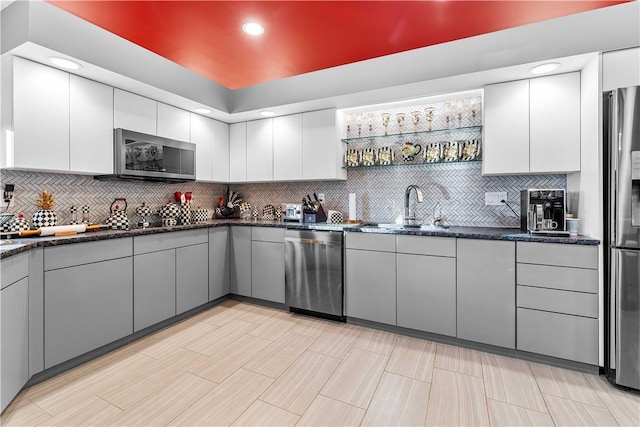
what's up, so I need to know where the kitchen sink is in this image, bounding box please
[358,222,450,231]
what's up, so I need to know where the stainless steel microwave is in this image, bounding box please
[111,128,196,182]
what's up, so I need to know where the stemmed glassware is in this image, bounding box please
[396,113,406,134]
[443,102,452,128]
[455,100,465,128]
[381,113,391,135]
[469,97,480,125]
[346,114,353,137]
[356,112,363,137]
[424,107,435,131]
[411,111,421,133]
[367,112,374,135]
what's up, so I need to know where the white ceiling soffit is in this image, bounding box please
[1,1,639,123]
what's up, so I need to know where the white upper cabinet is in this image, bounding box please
[157,103,190,141]
[302,109,346,180]
[229,122,247,182]
[483,72,580,175]
[114,89,157,135]
[603,47,640,91]
[190,113,213,182]
[529,73,580,173]
[273,114,303,181]
[246,118,273,182]
[13,57,70,171]
[70,75,114,174]
[211,119,230,182]
[482,80,530,175]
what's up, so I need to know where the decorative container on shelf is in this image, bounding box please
[159,201,180,226]
[8,213,30,232]
[32,209,57,228]
[191,207,209,222]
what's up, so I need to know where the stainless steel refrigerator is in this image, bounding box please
[604,85,640,392]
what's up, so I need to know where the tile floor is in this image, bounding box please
[2,300,639,426]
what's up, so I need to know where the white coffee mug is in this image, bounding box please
[566,218,580,235]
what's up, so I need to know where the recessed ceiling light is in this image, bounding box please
[260,111,275,117]
[530,63,560,75]
[242,22,264,36]
[49,57,82,70]
[195,108,211,114]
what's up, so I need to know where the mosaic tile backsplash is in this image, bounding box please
[1,163,565,228]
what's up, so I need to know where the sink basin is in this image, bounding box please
[358,223,450,231]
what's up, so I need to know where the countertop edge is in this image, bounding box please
[0,220,600,259]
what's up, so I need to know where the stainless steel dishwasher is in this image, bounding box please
[284,229,344,321]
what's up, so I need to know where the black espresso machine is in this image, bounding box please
[520,189,567,234]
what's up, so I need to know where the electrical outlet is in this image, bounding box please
[317,193,325,203]
[485,191,507,206]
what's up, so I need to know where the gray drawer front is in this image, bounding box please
[517,308,598,365]
[517,242,598,269]
[45,238,133,270]
[346,233,396,252]
[134,229,207,255]
[517,285,598,318]
[396,235,455,257]
[1,252,28,289]
[517,263,598,293]
[251,227,284,243]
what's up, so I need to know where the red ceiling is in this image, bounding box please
[47,1,629,90]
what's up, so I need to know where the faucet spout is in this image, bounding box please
[404,185,423,225]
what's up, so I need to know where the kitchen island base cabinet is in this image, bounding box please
[230,227,252,297]
[345,249,396,325]
[251,241,285,303]
[134,249,176,332]
[44,257,133,369]
[176,243,209,314]
[1,277,29,412]
[456,239,515,349]
[397,254,456,337]
[209,227,230,300]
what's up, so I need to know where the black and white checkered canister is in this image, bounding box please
[32,210,57,228]
[191,209,209,222]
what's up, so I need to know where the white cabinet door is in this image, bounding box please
[302,109,346,180]
[114,89,157,135]
[211,119,230,182]
[13,57,69,171]
[70,75,114,174]
[229,122,247,182]
[157,102,190,141]
[246,118,273,182]
[529,73,580,173]
[273,114,302,181]
[190,113,213,181]
[482,79,530,175]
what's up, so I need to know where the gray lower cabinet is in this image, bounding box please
[134,249,176,332]
[44,256,133,369]
[397,253,456,337]
[230,226,252,296]
[251,241,285,303]
[345,248,396,325]
[209,226,230,300]
[176,243,209,313]
[1,277,29,412]
[515,242,599,364]
[457,239,515,349]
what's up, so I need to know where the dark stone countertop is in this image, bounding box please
[0,219,600,259]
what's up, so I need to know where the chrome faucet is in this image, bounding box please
[404,185,424,226]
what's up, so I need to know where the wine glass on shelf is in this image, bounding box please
[469,97,480,125]
[346,114,353,138]
[367,113,374,136]
[356,112,363,137]
[455,99,465,128]
[411,111,421,133]
[381,113,391,135]
[396,112,406,134]
[424,107,435,131]
[443,102,452,128]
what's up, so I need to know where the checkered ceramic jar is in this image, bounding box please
[32,210,57,228]
[9,216,30,232]
[191,209,209,222]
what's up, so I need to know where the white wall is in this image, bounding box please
[567,52,603,364]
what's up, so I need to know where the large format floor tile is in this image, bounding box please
[3,301,639,427]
